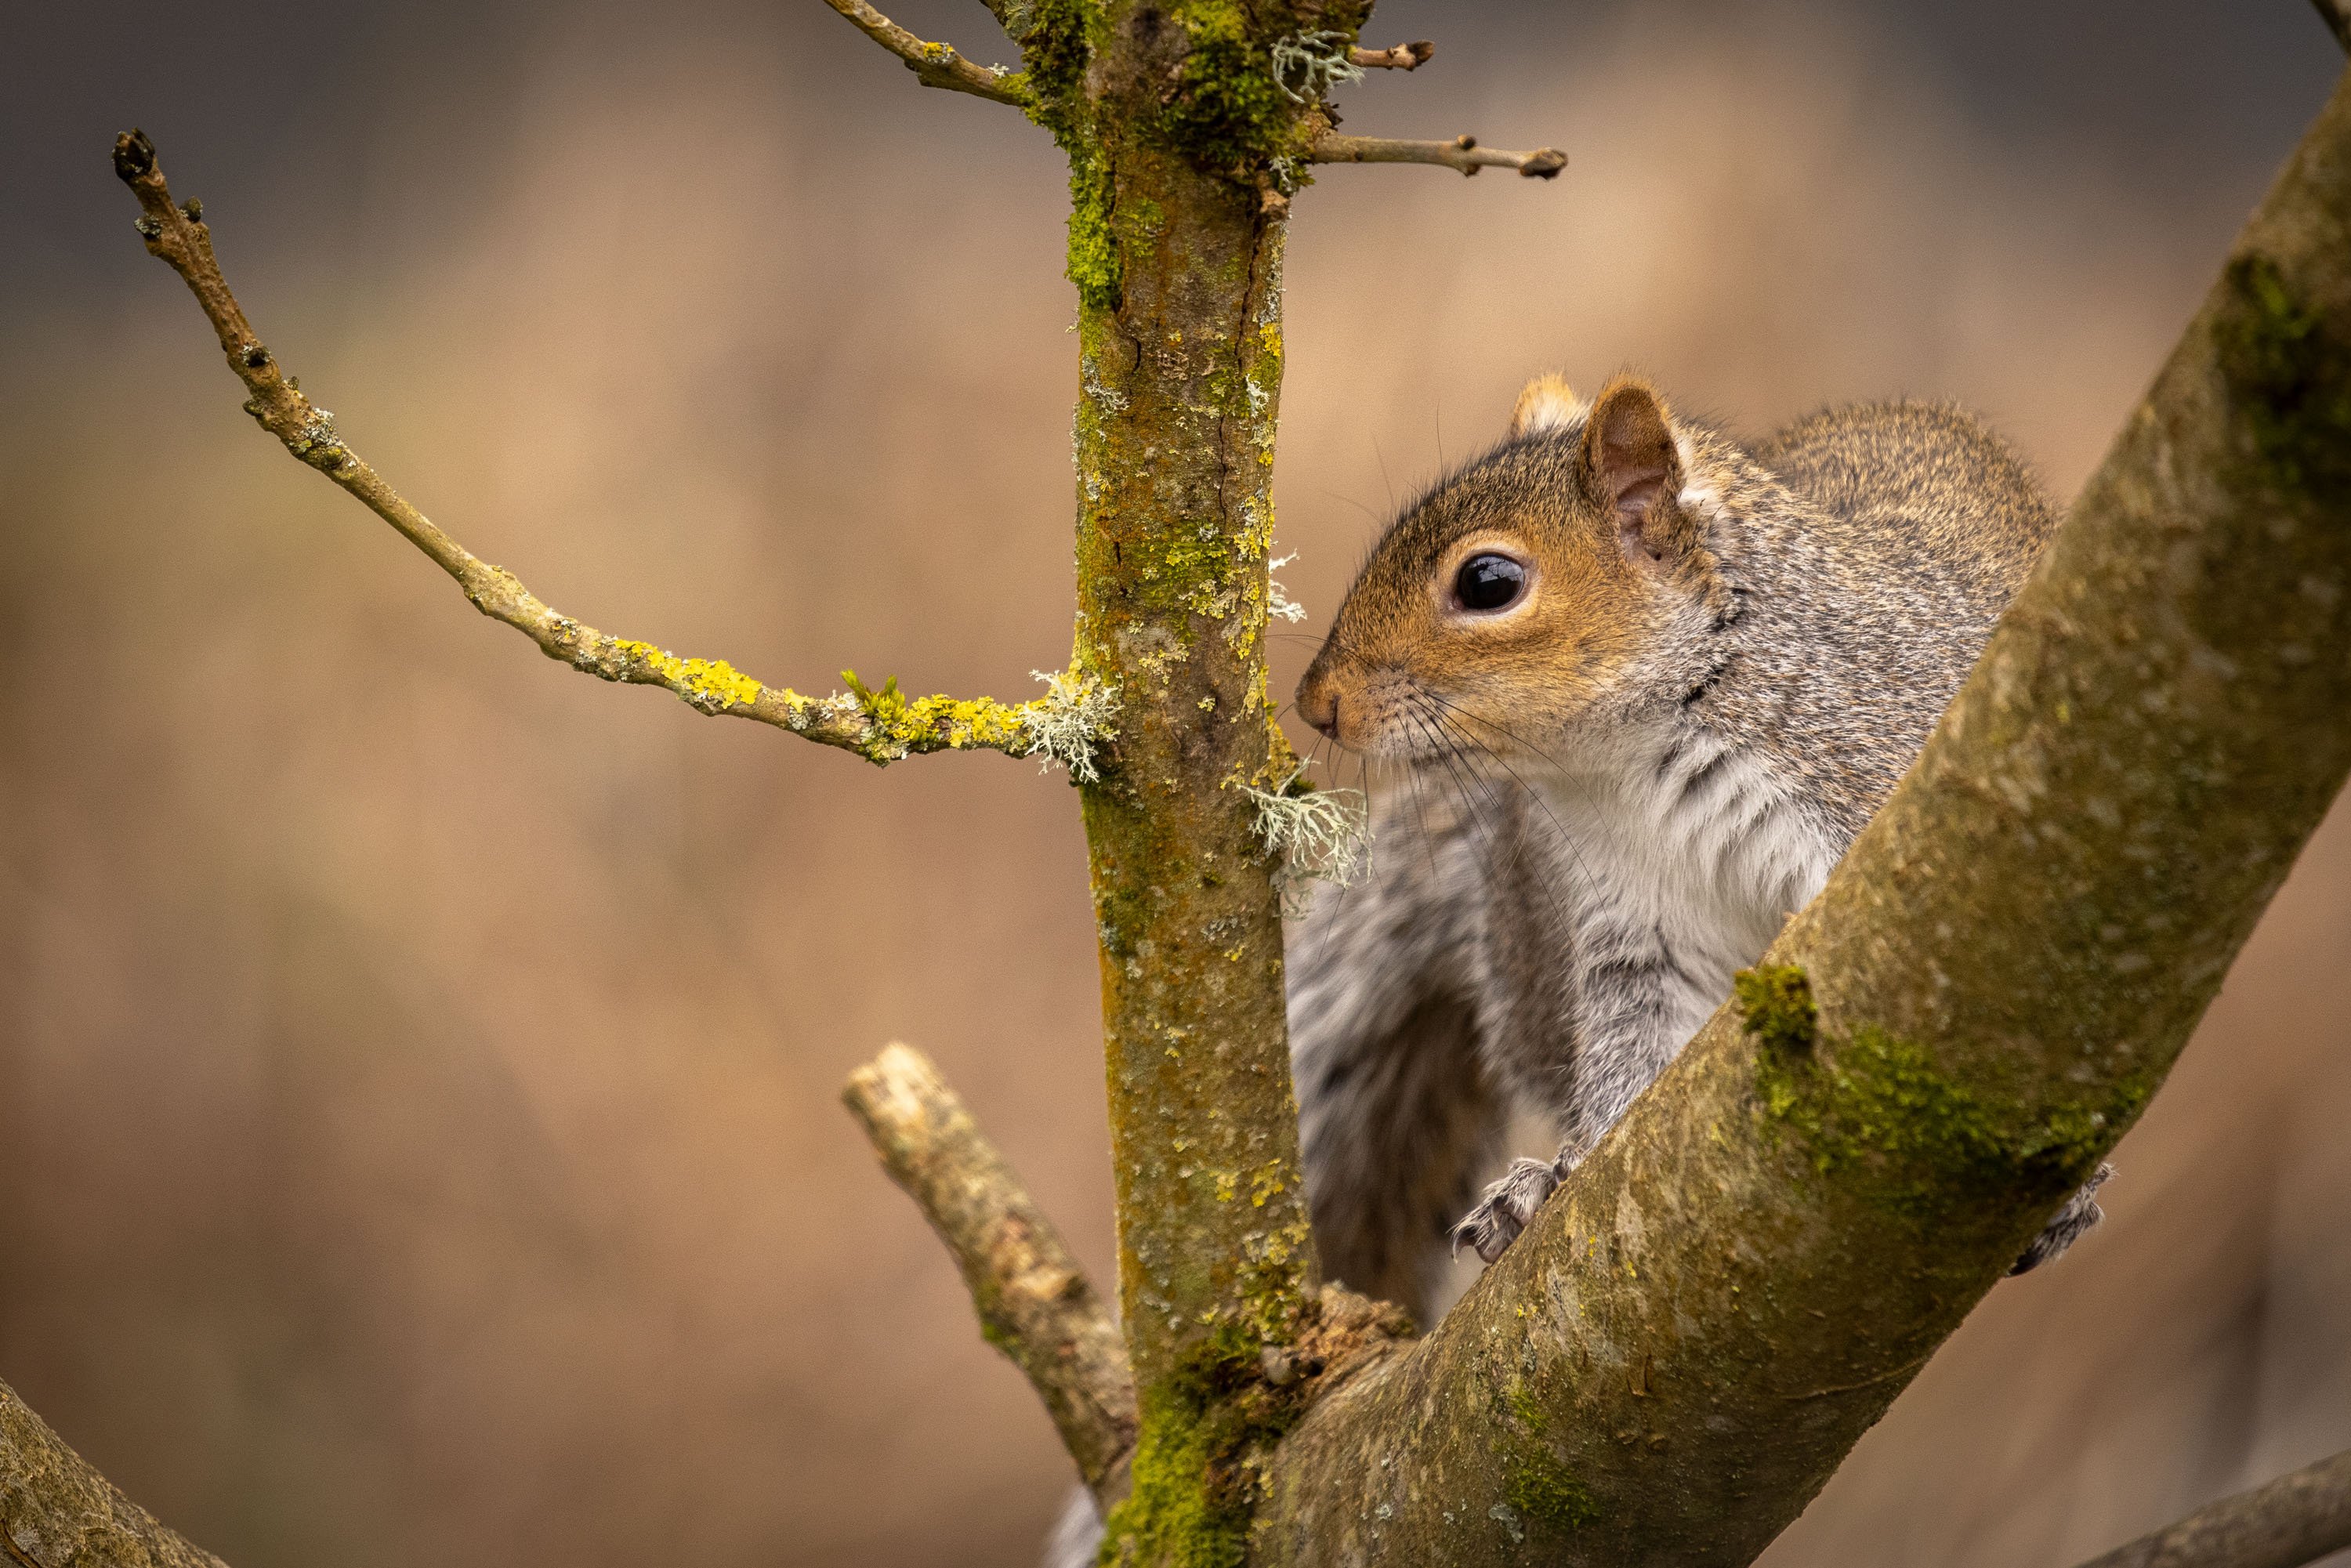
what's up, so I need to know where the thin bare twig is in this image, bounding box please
[1349,40,1434,71]
[111,129,1043,768]
[1308,132,1567,178]
[842,1045,1136,1506]
[2313,0,2351,53]
[820,0,1027,104]
[2069,1449,2351,1568]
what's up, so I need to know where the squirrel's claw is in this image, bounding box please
[2009,1164,2114,1276]
[1451,1155,1566,1264]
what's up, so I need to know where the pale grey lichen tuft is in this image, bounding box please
[1242,770,1371,916]
[1270,30,1364,104]
[1027,668,1119,783]
[1267,551,1307,625]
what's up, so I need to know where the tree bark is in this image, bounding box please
[1071,139,1310,1386]
[1041,8,1336,1556]
[0,1378,227,1568]
[2069,1448,2351,1568]
[842,1045,1137,1507]
[1258,63,2351,1568]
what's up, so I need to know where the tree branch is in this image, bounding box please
[1307,132,1567,178]
[820,0,1028,105]
[0,1374,228,1568]
[842,1045,1136,1506]
[111,129,1061,770]
[1349,42,1434,71]
[2311,0,2351,53]
[2070,1448,2351,1568]
[1261,64,2351,1567]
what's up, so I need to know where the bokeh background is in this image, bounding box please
[5,2,2348,1564]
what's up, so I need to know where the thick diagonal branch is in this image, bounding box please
[1261,66,2351,1568]
[2070,1447,2351,1568]
[0,1375,228,1568]
[843,1045,1136,1505]
[1308,132,1566,177]
[821,0,1027,104]
[112,130,1052,770]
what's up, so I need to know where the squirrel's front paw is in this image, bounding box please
[1451,1157,1564,1264]
[2009,1164,2114,1276]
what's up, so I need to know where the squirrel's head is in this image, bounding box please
[1296,373,1714,762]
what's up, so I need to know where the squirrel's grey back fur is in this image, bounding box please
[1714,402,2056,838]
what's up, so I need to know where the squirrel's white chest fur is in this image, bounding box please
[1502,722,1838,1137]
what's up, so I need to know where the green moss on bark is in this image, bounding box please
[1732,965,1817,1056]
[1145,5,1312,172]
[2215,251,2351,504]
[1064,147,1124,310]
[1099,1325,1314,1568]
[1499,1385,1600,1534]
[1744,968,2113,1215]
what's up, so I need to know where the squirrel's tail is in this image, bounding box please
[1040,1487,1102,1568]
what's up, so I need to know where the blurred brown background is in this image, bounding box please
[3,2,2347,1564]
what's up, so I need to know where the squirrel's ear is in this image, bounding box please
[1581,377,1686,563]
[1509,373,1582,438]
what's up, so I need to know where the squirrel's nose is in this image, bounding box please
[1295,672,1342,741]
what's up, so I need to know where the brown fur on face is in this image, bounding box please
[1295,376,1701,762]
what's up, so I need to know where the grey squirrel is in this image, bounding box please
[1287,372,2111,1323]
[1042,375,2110,1567]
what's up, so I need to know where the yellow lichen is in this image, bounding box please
[609,639,766,714]
[1248,1161,1288,1208]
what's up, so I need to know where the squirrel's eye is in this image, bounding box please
[1453,553,1527,613]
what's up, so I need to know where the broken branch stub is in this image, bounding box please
[842,1044,1136,1505]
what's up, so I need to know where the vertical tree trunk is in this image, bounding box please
[1036,5,1356,1558]
[1074,141,1311,1379]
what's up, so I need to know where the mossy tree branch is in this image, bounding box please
[1257,65,2351,1567]
[0,1377,228,1568]
[842,1045,1137,1508]
[2068,1447,2351,1568]
[110,130,1052,770]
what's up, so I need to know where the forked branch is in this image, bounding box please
[111,130,1057,770]
[821,0,1027,104]
[2069,1447,2351,1568]
[843,1045,1136,1506]
[1309,132,1567,178]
